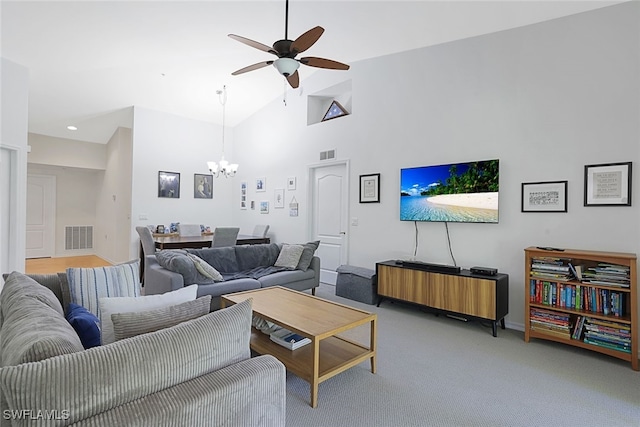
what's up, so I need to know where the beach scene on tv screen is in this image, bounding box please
[400,160,499,223]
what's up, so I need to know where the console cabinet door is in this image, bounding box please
[378,265,430,305]
[427,274,496,320]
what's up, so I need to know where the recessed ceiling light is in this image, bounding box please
[67,125,78,131]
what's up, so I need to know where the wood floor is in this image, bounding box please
[25,255,112,274]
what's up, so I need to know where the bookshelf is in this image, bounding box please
[524,247,638,370]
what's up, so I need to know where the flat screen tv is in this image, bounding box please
[400,159,499,223]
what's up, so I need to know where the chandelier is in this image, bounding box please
[207,85,238,178]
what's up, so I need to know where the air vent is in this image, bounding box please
[320,149,336,161]
[65,226,93,250]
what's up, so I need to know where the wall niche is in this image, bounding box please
[307,80,352,126]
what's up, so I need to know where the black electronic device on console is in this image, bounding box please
[470,266,498,276]
[401,260,461,274]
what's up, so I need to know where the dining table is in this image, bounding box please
[152,233,270,250]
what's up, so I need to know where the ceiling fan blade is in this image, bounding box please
[299,57,350,70]
[290,26,324,55]
[231,61,274,76]
[228,34,277,55]
[286,70,299,89]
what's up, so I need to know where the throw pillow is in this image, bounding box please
[111,295,212,341]
[296,240,321,271]
[187,253,224,282]
[66,262,141,319]
[156,249,217,285]
[66,303,101,349]
[98,284,198,345]
[274,244,305,270]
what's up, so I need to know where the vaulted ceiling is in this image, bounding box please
[1,1,621,143]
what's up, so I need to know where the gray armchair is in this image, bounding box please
[211,227,240,248]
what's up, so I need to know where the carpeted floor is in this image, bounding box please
[285,284,640,427]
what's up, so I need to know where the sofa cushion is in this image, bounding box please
[0,298,253,426]
[187,246,239,273]
[1,272,69,313]
[233,243,281,271]
[274,244,305,269]
[66,303,102,349]
[98,284,198,345]
[187,253,224,282]
[66,262,141,318]
[156,250,218,285]
[0,272,84,367]
[0,271,65,317]
[257,267,316,288]
[112,295,212,341]
[296,240,321,271]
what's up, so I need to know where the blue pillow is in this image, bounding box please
[66,303,101,349]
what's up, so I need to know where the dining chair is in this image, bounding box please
[177,223,202,237]
[136,226,158,285]
[253,224,270,238]
[211,227,240,248]
[136,226,157,257]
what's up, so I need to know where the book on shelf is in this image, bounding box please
[568,263,583,281]
[269,328,311,350]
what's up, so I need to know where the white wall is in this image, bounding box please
[233,2,640,330]
[0,58,29,282]
[95,127,133,264]
[28,133,107,169]
[129,107,235,259]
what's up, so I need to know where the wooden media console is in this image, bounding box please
[376,260,509,336]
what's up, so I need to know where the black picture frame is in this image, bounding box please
[194,173,213,199]
[521,181,568,213]
[158,171,180,198]
[584,162,632,206]
[359,173,380,203]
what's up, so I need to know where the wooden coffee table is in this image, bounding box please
[221,286,377,408]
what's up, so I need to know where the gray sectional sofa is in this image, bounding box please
[0,271,286,426]
[145,242,320,309]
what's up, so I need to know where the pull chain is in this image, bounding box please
[283,79,287,106]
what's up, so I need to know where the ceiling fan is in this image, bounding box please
[228,0,350,89]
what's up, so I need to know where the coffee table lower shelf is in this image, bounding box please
[251,328,375,405]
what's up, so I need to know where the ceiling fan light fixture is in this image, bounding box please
[273,58,299,76]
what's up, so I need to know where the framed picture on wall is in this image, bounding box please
[158,171,180,198]
[521,181,567,212]
[287,177,296,190]
[240,181,247,209]
[274,189,285,208]
[256,177,266,192]
[194,174,213,199]
[359,173,380,203]
[260,201,269,214]
[584,162,632,206]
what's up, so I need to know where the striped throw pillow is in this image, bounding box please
[66,262,141,319]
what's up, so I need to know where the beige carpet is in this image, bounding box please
[285,284,640,427]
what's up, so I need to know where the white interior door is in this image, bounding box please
[310,162,349,285]
[26,174,56,259]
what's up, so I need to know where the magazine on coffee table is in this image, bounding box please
[269,328,311,350]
